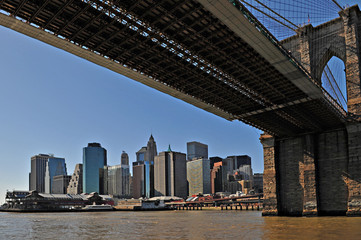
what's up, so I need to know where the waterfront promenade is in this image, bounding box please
[1,211,361,240]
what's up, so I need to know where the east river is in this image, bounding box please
[1,211,361,239]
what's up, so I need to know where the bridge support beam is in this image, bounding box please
[260,134,279,216]
[346,123,361,216]
[301,135,318,216]
[341,6,361,118]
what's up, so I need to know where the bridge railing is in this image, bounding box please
[230,0,347,118]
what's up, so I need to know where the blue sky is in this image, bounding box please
[0,0,358,204]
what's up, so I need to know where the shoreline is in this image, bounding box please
[0,206,262,213]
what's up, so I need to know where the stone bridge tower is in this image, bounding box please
[261,5,361,216]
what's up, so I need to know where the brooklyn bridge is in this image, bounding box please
[0,0,360,216]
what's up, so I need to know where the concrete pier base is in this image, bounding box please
[261,123,361,216]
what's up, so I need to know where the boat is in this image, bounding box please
[82,205,114,211]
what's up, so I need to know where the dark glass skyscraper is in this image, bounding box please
[83,143,107,194]
[44,157,67,193]
[187,141,208,161]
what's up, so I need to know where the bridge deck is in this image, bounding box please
[0,0,348,136]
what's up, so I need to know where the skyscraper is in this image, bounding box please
[132,135,157,198]
[154,150,187,198]
[132,162,145,199]
[136,147,147,162]
[67,164,83,194]
[104,164,130,198]
[29,154,51,192]
[210,156,223,169]
[104,151,131,198]
[187,141,208,161]
[52,175,71,194]
[44,157,67,193]
[83,142,107,193]
[120,151,130,197]
[146,134,157,163]
[121,151,129,166]
[224,155,253,180]
[211,161,224,194]
[187,158,211,196]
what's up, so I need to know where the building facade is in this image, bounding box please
[44,157,67,193]
[210,156,222,169]
[136,147,147,162]
[211,161,224,194]
[67,164,83,194]
[187,158,211,196]
[132,135,157,198]
[187,141,208,161]
[253,173,263,194]
[154,150,187,198]
[132,162,145,199]
[52,175,71,194]
[104,165,130,198]
[29,154,51,192]
[83,142,107,193]
[104,151,131,198]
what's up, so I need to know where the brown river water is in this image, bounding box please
[1,211,360,240]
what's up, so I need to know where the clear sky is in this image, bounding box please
[0,0,358,204]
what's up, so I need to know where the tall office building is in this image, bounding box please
[120,151,130,197]
[136,147,147,162]
[52,175,71,194]
[44,157,67,193]
[224,155,251,172]
[132,162,145,198]
[154,150,187,198]
[104,151,131,198]
[187,158,211,196]
[132,135,157,198]
[210,156,223,169]
[67,164,83,194]
[83,142,107,193]
[187,141,208,161]
[121,151,129,166]
[104,164,131,198]
[253,173,263,194]
[224,155,253,181]
[29,154,51,192]
[222,155,253,194]
[211,161,224,194]
[146,134,157,163]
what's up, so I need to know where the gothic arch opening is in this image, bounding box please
[321,56,347,111]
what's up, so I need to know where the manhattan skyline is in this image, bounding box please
[0,26,263,204]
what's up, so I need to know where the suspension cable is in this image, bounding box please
[251,0,299,29]
[238,0,297,32]
[324,68,343,106]
[325,64,347,104]
[331,0,344,11]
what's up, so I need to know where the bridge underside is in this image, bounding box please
[0,0,347,137]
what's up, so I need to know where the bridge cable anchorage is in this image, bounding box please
[331,0,344,11]
[238,0,296,32]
